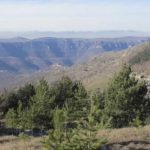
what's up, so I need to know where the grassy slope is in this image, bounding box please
[124,42,150,75]
[98,125,150,150]
[0,136,42,150]
[54,41,150,90]
[71,41,150,90]
[0,125,150,150]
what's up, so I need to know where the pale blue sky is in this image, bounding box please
[0,0,150,31]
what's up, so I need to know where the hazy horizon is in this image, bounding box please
[0,30,150,39]
[0,30,149,32]
[0,0,150,31]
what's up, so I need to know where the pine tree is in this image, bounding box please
[63,96,107,150]
[50,76,74,108]
[16,101,23,129]
[67,81,89,121]
[5,108,17,135]
[104,63,148,128]
[43,107,68,150]
[30,79,52,128]
[43,104,107,150]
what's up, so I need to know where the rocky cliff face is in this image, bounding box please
[0,36,149,74]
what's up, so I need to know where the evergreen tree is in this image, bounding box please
[16,101,23,129]
[50,76,75,108]
[43,105,106,150]
[30,79,52,128]
[1,91,18,114]
[5,108,17,135]
[0,83,35,115]
[16,84,35,108]
[67,81,88,121]
[50,77,88,121]
[43,107,68,150]
[104,63,148,128]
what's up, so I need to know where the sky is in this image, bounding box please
[0,0,150,31]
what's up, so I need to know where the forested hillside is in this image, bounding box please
[0,64,150,150]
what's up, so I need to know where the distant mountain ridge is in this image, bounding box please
[0,36,150,73]
[1,31,150,39]
[1,40,150,90]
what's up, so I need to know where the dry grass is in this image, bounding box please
[0,126,150,150]
[0,136,42,150]
[98,125,150,150]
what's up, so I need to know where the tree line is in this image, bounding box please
[0,63,150,149]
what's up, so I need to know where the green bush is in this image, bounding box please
[129,116,143,127]
[145,117,150,125]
